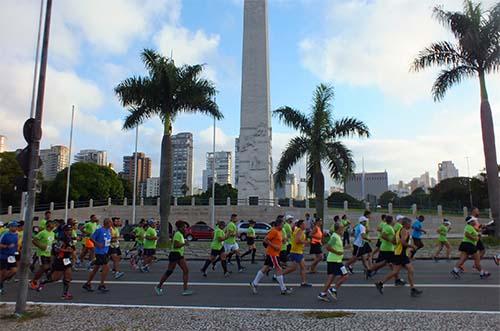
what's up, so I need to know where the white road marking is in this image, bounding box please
[68,280,500,288]
[1,301,499,314]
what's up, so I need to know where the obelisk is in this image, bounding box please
[238,0,273,204]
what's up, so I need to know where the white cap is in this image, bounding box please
[0,221,3,227]
[285,215,294,221]
[396,215,404,221]
[466,216,478,224]
[444,220,451,225]
[359,216,369,223]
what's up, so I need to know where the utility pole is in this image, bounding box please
[466,156,473,208]
[132,125,139,224]
[211,100,217,229]
[64,105,75,222]
[15,0,53,315]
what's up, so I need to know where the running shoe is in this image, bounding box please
[394,279,406,287]
[410,288,423,297]
[61,292,73,300]
[211,264,216,271]
[327,287,337,301]
[202,272,207,278]
[450,269,461,279]
[249,282,258,295]
[272,274,278,282]
[29,280,38,290]
[365,270,373,280]
[114,271,125,280]
[182,290,193,296]
[238,267,246,273]
[0,288,3,295]
[317,293,330,302]
[281,288,293,295]
[300,283,313,287]
[224,272,231,278]
[458,265,466,273]
[494,255,500,266]
[375,281,384,295]
[97,285,109,293]
[82,283,94,292]
[36,284,44,292]
[155,286,164,296]
[480,271,491,279]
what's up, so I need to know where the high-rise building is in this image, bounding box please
[145,177,160,198]
[238,0,273,203]
[345,171,388,201]
[203,151,232,191]
[75,149,108,166]
[274,173,297,199]
[122,152,152,196]
[172,132,193,197]
[234,137,240,188]
[0,135,6,153]
[437,161,459,182]
[40,145,70,180]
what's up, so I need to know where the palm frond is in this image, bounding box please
[433,5,474,40]
[432,65,476,101]
[312,83,334,117]
[141,49,163,76]
[273,106,310,132]
[483,2,500,72]
[411,41,470,71]
[123,106,155,130]
[325,142,355,182]
[330,117,370,139]
[275,136,309,187]
[114,76,153,107]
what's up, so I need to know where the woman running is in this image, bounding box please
[308,219,324,274]
[433,219,451,261]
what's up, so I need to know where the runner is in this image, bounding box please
[38,211,52,231]
[279,215,293,267]
[308,218,324,274]
[37,224,74,299]
[110,217,125,279]
[142,219,158,272]
[281,220,311,287]
[68,219,79,267]
[433,219,451,261]
[201,221,228,277]
[362,211,374,262]
[375,217,423,297]
[317,222,349,302]
[78,215,99,269]
[410,215,426,258]
[451,216,490,279]
[345,216,371,274]
[128,219,146,270]
[0,221,19,295]
[30,220,56,290]
[249,216,292,295]
[223,214,244,273]
[16,221,24,268]
[155,220,192,296]
[341,215,351,246]
[82,218,112,293]
[372,214,386,261]
[494,254,499,266]
[471,208,486,260]
[240,220,257,264]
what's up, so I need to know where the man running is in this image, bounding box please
[241,220,257,264]
[318,222,349,302]
[341,215,351,246]
[201,221,228,277]
[155,221,192,296]
[279,215,293,267]
[110,217,125,279]
[37,224,74,299]
[0,221,19,295]
[38,211,52,231]
[83,218,112,293]
[471,208,486,260]
[410,215,426,258]
[78,215,99,269]
[250,217,292,295]
[372,214,386,260]
[142,219,158,272]
[433,219,451,261]
[30,221,56,290]
[451,216,490,279]
[308,218,324,274]
[223,214,244,273]
[345,216,371,274]
[281,220,311,287]
[375,217,422,297]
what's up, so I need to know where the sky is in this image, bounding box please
[0,0,499,190]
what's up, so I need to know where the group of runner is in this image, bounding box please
[0,207,498,301]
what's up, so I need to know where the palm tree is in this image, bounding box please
[412,1,500,236]
[115,49,223,244]
[274,84,370,221]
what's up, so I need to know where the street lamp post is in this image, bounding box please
[64,105,75,222]
[132,125,139,224]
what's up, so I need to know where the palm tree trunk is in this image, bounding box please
[159,116,173,245]
[314,167,325,224]
[479,71,500,237]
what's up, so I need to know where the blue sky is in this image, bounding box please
[1,0,499,190]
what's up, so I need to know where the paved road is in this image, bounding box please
[1,260,499,312]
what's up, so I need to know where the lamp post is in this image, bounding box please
[64,105,75,222]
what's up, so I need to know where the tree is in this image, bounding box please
[0,152,23,210]
[180,183,190,197]
[120,177,133,199]
[430,176,489,209]
[327,192,361,206]
[378,191,399,207]
[412,1,500,235]
[274,84,370,221]
[199,183,238,202]
[47,162,124,202]
[115,49,222,244]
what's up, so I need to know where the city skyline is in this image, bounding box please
[0,0,498,189]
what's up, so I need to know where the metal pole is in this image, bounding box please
[64,105,75,221]
[211,109,216,229]
[466,156,473,208]
[16,0,52,315]
[29,0,44,118]
[132,125,139,224]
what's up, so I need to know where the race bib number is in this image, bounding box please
[105,238,111,247]
[7,256,16,263]
[63,258,71,266]
[340,265,348,275]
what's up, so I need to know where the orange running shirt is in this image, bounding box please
[311,225,323,244]
[266,228,283,257]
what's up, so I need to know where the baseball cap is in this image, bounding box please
[359,216,369,223]
[147,218,156,225]
[285,215,294,221]
[8,221,19,227]
[396,215,404,221]
[0,221,4,227]
[64,224,73,231]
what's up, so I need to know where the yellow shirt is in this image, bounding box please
[290,228,306,254]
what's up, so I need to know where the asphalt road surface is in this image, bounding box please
[1,259,499,312]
